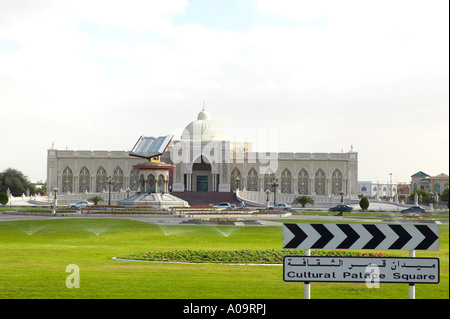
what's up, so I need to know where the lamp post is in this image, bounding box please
[271,179,279,206]
[53,187,58,204]
[389,173,393,201]
[340,191,344,204]
[429,192,435,211]
[52,187,58,213]
[265,190,270,209]
[107,176,114,206]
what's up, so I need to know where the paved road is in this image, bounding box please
[0,211,381,226]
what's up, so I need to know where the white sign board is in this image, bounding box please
[283,256,440,284]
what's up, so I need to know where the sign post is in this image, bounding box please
[304,249,310,299]
[283,223,440,299]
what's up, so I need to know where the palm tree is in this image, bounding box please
[88,195,104,205]
[293,195,314,208]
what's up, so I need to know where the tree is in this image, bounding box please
[0,193,8,206]
[293,195,314,207]
[441,186,449,202]
[409,190,434,205]
[359,197,370,211]
[88,195,104,205]
[0,168,36,196]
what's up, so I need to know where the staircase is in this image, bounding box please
[170,191,241,207]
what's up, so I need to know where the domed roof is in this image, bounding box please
[181,107,226,141]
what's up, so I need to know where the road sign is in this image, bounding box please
[283,256,440,284]
[283,223,439,251]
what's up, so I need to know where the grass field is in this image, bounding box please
[0,218,448,299]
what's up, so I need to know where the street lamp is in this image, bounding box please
[389,173,393,201]
[265,190,270,209]
[235,177,241,191]
[52,187,58,213]
[53,187,58,204]
[429,192,435,210]
[107,176,114,206]
[271,179,279,206]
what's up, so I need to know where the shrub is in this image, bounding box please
[359,197,370,211]
[0,192,8,206]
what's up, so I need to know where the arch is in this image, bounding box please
[264,172,275,192]
[230,168,241,191]
[331,169,343,195]
[113,166,124,192]
[79,167,90,193]
[157,174,165,193]
[298,169,309,195]
[192,155,212,171]
[281,168,292,194]
[62,166,73,193]
[147,174,156,193]
[247,168,258,191]
[129,169,139,191]
[96,166,107,193]
[315,169,326,196]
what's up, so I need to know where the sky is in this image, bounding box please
[0,0,448,184]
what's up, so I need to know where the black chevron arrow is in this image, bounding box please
[389,225,412,249]
[362,224,386,249]
[414,225,439,250]
[336,224,360,249]
[311,224,334,248]
[284,224,308,249]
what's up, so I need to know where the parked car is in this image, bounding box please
[67,201,94,209]
[400,206,426,214]
[328,204,353,213]
[213,202,233,209]
[267,203,292,210]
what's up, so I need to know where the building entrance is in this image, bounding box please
[196,176,208,192]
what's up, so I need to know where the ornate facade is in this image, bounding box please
[47,108,358,202]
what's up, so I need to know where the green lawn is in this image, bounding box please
[0,218,448,299]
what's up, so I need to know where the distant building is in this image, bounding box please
[358,181,396,198]
[411,171,449,195]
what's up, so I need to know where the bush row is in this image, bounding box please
[120,249,391,264]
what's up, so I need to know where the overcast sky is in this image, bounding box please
[0,0,448,184]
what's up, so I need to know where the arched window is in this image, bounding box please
[230,168,241,191]
[264,172,275,192]
[331,169,343,195]
[157,174,165,193]
[281,169,292,194]
[96,167,107,193]
[247,168,258,191]
[315,169,325,195]
[147,174,156,193]
[79,167,90,193]
[298,169,309,195]
[130,169,139,191]
[434,184,440,194]
[113,167,124,192]
[62,167,73,193]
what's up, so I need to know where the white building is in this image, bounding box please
[47,107,358,205]
[358,181,397,198]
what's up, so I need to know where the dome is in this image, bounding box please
[181,107,226,141]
